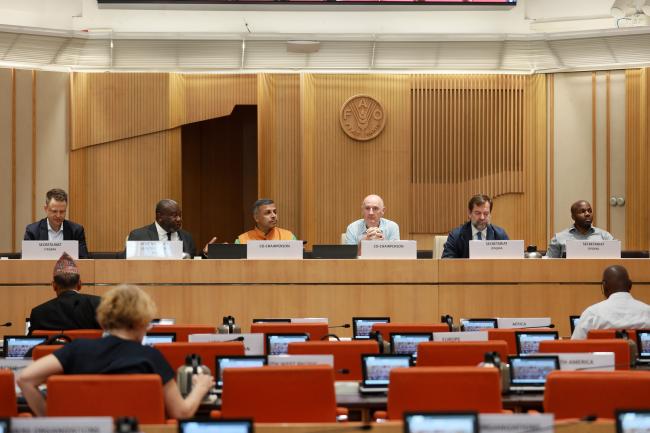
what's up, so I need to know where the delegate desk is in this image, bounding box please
[1,259,650,337]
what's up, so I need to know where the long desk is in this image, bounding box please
[2,259,650,337]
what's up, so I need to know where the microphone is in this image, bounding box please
[514,324,555,329]
[336,368,350,375]
[1,322,12,327]
[223,336,245,342]
[329,324,351,329]
[514,415,597,433]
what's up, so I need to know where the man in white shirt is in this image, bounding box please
[344,194,400,244]
[572,265,650,339]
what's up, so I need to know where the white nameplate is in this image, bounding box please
[497,317,551,329]
[359,240,417,260]
[12,417,113,433]
[549,352,615,371]
[246,240,303,260]
[268,354,334,367]
[290,317,329,324]
[433,331,488,342]
[469,240,524,259]
[479,413,554,433]
[188,333,264,356]
[126,240,183,259]
[21,240,79,260]
[566,240,621,259]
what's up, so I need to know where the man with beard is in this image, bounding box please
[235,199,296,243]
[441,194,509,259]
[546,200,614,258]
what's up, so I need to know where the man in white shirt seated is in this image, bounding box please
[344,194,400,244]
[572,265,650,339]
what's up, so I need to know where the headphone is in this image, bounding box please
[320,333,341,341]
[369,330,389,354]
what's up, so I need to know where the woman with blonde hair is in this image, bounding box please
[18,284,214,418]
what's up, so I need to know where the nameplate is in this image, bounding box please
[290,318,329,323]
[359,240,417,260]
[126,240,183,260]
[246,240,303,260]
[497,317,551,329]
[433,331,487,342]
[479,413,554,433]
[12,417,113,433]
[469,240,524,259]
[268,354,334,367]
[547,352,615,371]
[566,239,621,259]
[21,240,79,260]
[188,333,264,356]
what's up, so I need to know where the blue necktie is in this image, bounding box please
[477,231,482,240]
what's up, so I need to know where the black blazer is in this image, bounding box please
[441,221,509,259]
[127,223,196,258]
[28,290,101,334]
[24,218,89,259]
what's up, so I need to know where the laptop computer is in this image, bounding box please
[215,355,267,392]
[0,419,9,433]
[515,331,559,355]
[569,316,580,335]
[616,410,650,433]
[352,316,390,340]
[390,333,433,359]
[207,244,247,259]
[404,412,479,433]
[635,330,650,364]
[359,354,413,394]
[142,332,176,346]
[2,335,47,359]
[178,419,253,433]
[311,245,358,259]
[265,333,310,355]
[508,355,560,393]
[460,318,498,332]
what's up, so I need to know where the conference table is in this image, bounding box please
[2,258,650,338]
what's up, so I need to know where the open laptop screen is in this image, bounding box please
[460,318,498,332]
[390,333,433,358]
[515,331,558,355]
[142,333,176,346]
[352,317,390,340]
[509,356,559,387]
[362,354,412,387]
[569,316,580,335]
[215,356,267,388]
[178,419,253,433]
[3,336,47,359]
[266,334,309,355]
[617,410,650,433]
[636,331,650,359]
[404,412,478,433]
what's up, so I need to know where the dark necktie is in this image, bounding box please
[477,231,482,240]
[167,232,172,241]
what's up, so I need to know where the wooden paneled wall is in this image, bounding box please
[625,68,649,250]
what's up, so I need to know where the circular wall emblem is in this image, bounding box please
[339,95,386,141]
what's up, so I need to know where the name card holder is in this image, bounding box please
[552,352,615,371]
[497,317,551,329]
[246,240,303,260]
[359,240,417,260]
[566,240,621,259]
[11,417,113,433]
[469,240,524,259]
[22,240,79,260]
[432,331,488,342]
[126,241,184,260]
[479,413,554,433]
[290,317,329,323]
[188,333,264,356]
[268,354,334,366]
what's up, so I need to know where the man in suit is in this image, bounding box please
[29,252,101,334]
[127,199,197,257]
[24,188,89,259]
[441,194,509,259]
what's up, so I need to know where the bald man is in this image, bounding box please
[547,200,615,258]
[571,265,650,339]
[344,194,400,244]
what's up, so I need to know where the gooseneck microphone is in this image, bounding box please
[1,322,12,327]
[223,336,245,342]
[328,324,351,329]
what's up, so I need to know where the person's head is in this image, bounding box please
[361,195,385,228]
[155,199,182,233]
[97,285,157,338]
[570,200,593,231]
[44,188,68,231]
[468,194,493,231]
[51,252,81,296]
[601,265,632,298]
[253,199,277,233]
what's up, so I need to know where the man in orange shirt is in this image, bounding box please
[235,199,297,244]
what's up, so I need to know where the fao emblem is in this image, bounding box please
[339,95,386,141]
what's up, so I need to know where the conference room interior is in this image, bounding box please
[4,0,650,431]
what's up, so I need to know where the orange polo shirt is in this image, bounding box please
[236,227,297,244]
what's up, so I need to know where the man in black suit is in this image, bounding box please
[24,188,89,259]
[29,252,101,334]
[441,194,509,259]
[127,199,197,258]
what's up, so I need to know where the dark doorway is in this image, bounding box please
[182,105,258,249]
